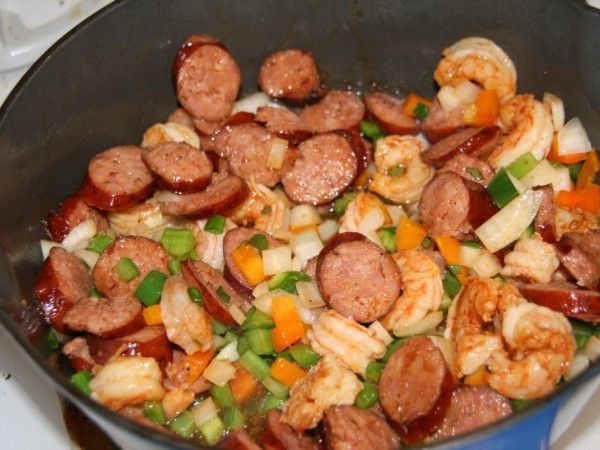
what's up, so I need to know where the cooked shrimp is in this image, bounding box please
[380,249,443,334]
[142,122,201,149]
[228,181,290,234]
[486,94,553,168]
[339,192,393,245]
[193,217,237,270]
[164,350,212,393]
[555,206,599,240]
[308,310,386,375]
[486,301,576,399]
[368,135,434,204]
[161,387,195,420]
[160,275,213,355]
[89,356,165,410]
[501,236,560,283]
[434,37,517,104]
[109,195,177,240]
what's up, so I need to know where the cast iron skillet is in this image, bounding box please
[0,0,599,448]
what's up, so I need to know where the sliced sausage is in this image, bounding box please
[256,106,312,145]
[45,194,109,243]
[556,230,600,289]
[420,99,465,143]
[324,405,400,450]
[430,385,512,441]
[142,141,213,194]
[159,173,249,218]
[181,260,252,326]
[92,236,169,298]
[220,430,262,450]
[467,185,500,229]
[262,410,318,450]
[258,49,321,103]
[518,282,600,323]
[299,91,365,133]
[378,336,453,443]
[440,153,495,187]
[33,247,92,333]
[174,35,241,122]
[334,129,369,180]
[79,146,154,212]
[62,337,95,371]
[422,126,500,167]
[533,185,557,242]
[364,92,418,135]
[62,295,144,338]
[282,133,358,205]
[193,117,223,136]
[316,232,400,322]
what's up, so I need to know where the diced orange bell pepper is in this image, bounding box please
[463,89,499,127]
[231,243,266,286]
[184,348,216,385]
[271,296,305,352]
[402,93,432,118]
[433,236,461,265]
[576,150,600,189]
[395,216,427,251]
[556,184,600,214]
[454,265,468,284]
[143,304,162,325]
[269,357,307,389]
[547,135,589,164]
[289,224,319,234]
[229,364,258,405]
[464,367,487,386]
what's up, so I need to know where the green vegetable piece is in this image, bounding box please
[548,160,565,169]
[114,257,140,281]
[223,331,238,346]
[245,234,269,252]
[260,392,285,412]
[333,192,358,216]
[443,270,462,298]
[387,165,406,176]
[277,349,294,362]
[261,205,273,215]
[378,226,397,253]
[71,370,93,395]
[421,236,432,249]
[575,333,591,351]
[289,344,321,369]
[210,384,235,408]
[465,166,483,181]
[160,228,195,256]
[268,271,311,294]
[568,162,584,182]
[510,398,536,411]
[211,319,229,336]
[142,400,166,425]
[381,338,407,363]
[169,410,196,439]
[448,264,462,275]
[216,286,231,303]
[46,330,60,350]
[262,375,289,400]
[222,406,245,431]
[413,102,430,120]
[239,350,270,381]
[187,287,204,305]
[520,223,535,240]
[506,152,538,179]
[199,416,224,445]
[439,292,453,312]
[360,120,385,141]
[204,215,226,234]
[167,259,181,275]
[493,273,507,285]
[134,270,168,306]
[89,287,103,298]
[237,335,250,355]
[242,306,275,330]
[245,328,274,355]
[365,362,384,384]
[86,234,114,253]
[462,240,481,249]
[487,168,520,208]
[355,382,379,409]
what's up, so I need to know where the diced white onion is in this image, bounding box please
[290,204,321,230]
[564,354,590,382]
[520,159,573,192]
[253,291,278,314]
[271,228,295,242]
[454,80,482,105]
[459,245,482,268]
[292,229,323,266]
[252,281,270,298]
[543,92,565,131]
[141,122,200,149]
[262,246,293,276]
[228,304,246,326]
[61,219,97,252]
[202,359,237,387]
[557,117,592,156]
[437,85,462,112]
[215,341,239,362]
[191,397,218,427]
[291,296,324,325]
[74,249,100,268]
[471,251,502,278]
[153,190,183,203]
[40,239,61,259]
[475,189,544,253]
[428,335,455,371]
[385,205,406,226]
[267,138,288,170]
[393,311,444,337]
[584,336,600,362]
[231,92,272,114]
[296,281,326,308]
[290,256,302,272]
[369,320,393,345]
[317,220,338,242]
[212,335,226,348]
[507,171,526,194]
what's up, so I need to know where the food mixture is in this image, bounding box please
[33,35,600,448]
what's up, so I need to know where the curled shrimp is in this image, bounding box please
[555,206,599,240]
[229,181,290,234]
[193,218,237,270]
[368,135,434,204]
[380,249,443,334]
[434,37,517,104]
[501,236,560,283]
[339,192,393,245]
[486,94,553,169]
[109,194,179,240]
[160,275,213,355]
[141,122,201,149]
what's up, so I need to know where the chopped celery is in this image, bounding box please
[187,287,204,305]
[211,319,229,336]
[487,168,520,208]
[378,226,397,253]
[245,328,274,355]
[113,257,140,281]
[242,306,275,330]
[237,335,250,355]
[289,344,320,368]
[204,215,226,234]
[262,375,289,399]
[224,331,238,346]
[210,384,235,408]
[260,392,285,412]
[333,192,358,216]
[448,265,462,275]
[239,350,270,381]
[222,406,245,431]
[167,259,181,275]
[134,270,168,306]
[277,349,294,362]
[160,228,195,256]
[268,271,311,294]
[506,152,538,179]
[71,370,93,395]
[360,120,384,141]
[199,416,224,445]
[143,400,166,425]
[86,234,114,253]
[355,382,378,409]
[169,411,196,438]
[365,362,384,384]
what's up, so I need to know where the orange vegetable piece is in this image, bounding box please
[184,348,216,385]
[464,367,487,386]
[547,135,589,164]
[463,89,499,127]
[270,357,307,389]
[556,184,600,214]
[289,224,319,234]
[454,265,468,284]
[395,216,427,251]
[231,243,266,286]
[433,236,461,265]
[143,304,162,325]
[576,150,600,189]
[402,93,432,118]
[229,364,258,404]
[271,296,305,352]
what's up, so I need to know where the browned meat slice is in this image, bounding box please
[33,247,92,333]
[159,174,249,218]
[533,185,557,242]
[364,92,418,135]
[304,256,318,279]
[45,194,109,243]
[256,106,312,145]
[440,153,495,186]
[556,230,600,289]
[324,405,400,450]
[142,141,213,194]
[167,107,194,129]
[193,117,223,136]
[258,49,321,102]
[299,91,365,133]
[92,236,169,298]
[334,129,369,179]
[518,282,600,323]
[79,145,154,212]
[420,99,465,143]
[422,127,500,167]
[181,260,252,326]
[316,232,400,322]
[282,132,357,205]
[63,295,144,338]
[220,430,262,450]
[262,410,318,450]
[62,337,95,371]
[174,35,241,122]
[467,186,500,229]
[430,385,512,441]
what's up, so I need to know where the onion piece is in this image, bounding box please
[459,244,482,267]
[141,122,200,149]
[215,341,239,362]
[385,205,406,225]
[61,219,97,252]
[564,354,589,382]
[262,246,293,276]
[392,311,444,338]
[296,281,325,308]
[267,137,288,170]
[557,117,592,156]
[202,359,237,387]
[231,92,272,114]
[74,249,100,268]
[428,335,455,371]
[252,281,269,298]
[212,335,226,348]
[437,85,462,112]
[290,204,321,230]
[471,251,502,278]
[475,189,544,253]
[291,229,323,266]
[454,80,482,105]
[584,336,600,362]
[40,239,61,259]
[317,220,338,242]
[520,159,573,192]
[228,304,246,326]
[368,320,393,345]
[252,292,273,315]
[543,92,565,131]
[191,397,218,427]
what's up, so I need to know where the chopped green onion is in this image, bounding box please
[188,287,204,305]
[239,350,270,381]
[448,264,462,275]
[261,205,272,215]
[114,257,140,281]
[333,192,358,216]
[387,165,406,176]
[520,223,535,240]
[245,234,269,252]
[160,228,195,256]
[167,259,181,275]
[289,344,321,369]
[169,410,196,439]
[212,319,229,336]
[355,382,378,409]
[89,287,103,298]
[439,292,453,312]
[210,384,235,408]
[86,234,114,253]
[142,400,166,425]
[179,249,201,261]
[260,392,285,412]
[204,215,226,234]
[236,335,250,355]
[216,286,230,303]
[493,273,507,285]
[242,306,275,330]
[199,416,224,445]
[413,102,430,120]
[268,271,311,295]
[421,236,432,249]
[466,166,483,181]
[222,406,245,431]
[245,328,274,355]
[365,362,384,384]
[262,375,289,399]
[381,338,407,363]
[462,239,481,249]
[575,333,591,351]
[378,226,397,253]
[487,168,520,208]
[443,270,462,298]
[134,270,168,306]
[506,152,538,179]
[46,330,60,350]
[510,398,536,411]
[568,162,584,182]
[71,370,93,395]
[360,120,385,141]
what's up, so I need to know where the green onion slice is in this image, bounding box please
[86,234,114,253]
[216,286,231,303]
[160,228,195,256]
[333,192,358,216]
[71,370,93,395]
[113,257,140,281]
[466,166,483,181]
[204,215,226,234]
[506,152,538,179]
[134,270,168,306]
[188,287,204,305]
[413,102,430,120]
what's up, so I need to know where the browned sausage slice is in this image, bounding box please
[299,91,365,133]
[420,99,465,143]
[62,337,95,371]
[256,106,312,145]
[63,295,144,338]
[159,174,249,218]
[79,146,154,212]
[324,405,400,450]
[174,35,241,122]
[46,194,109,243]
[282,133,358,205]
[142,141,213,194]
[533,184,557,242]
[220,430,262,450]
[518,282,600,323]
[334,129,369,180]
[422,127,500,167]
[556,230,600,289]
[262,410,318,450]
[193,117,223,136]
[430,385,512,441]
[364,92,418,135]
[258,49,321,102]
[33,247,92,333]
[440,153,495,187]
[92,236,169,299]
[316,232,400,322]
